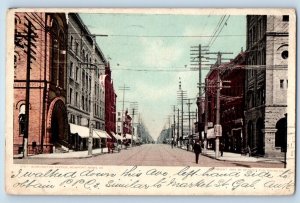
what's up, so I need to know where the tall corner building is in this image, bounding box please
[14,13,68,155]
[245,15,288,157]
[67,13,107,151]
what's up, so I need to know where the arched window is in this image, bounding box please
[50,18,66,88]
[275,117,287,151]
[19,104,26,135]
[247,121,253,148]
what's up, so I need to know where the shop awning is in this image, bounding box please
[70,124,102,139]
[94,129,110,139]
[124,134,132,139]
[110,132,123,140]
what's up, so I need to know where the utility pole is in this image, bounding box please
[130,102,138,147]
[177,108,180,147]
[190,44,209,145]
[131,108,135,147]
[119,84,130,140]
[88,36,96,156]
[23,18,37,158]
[207,51,232,158]
[173,105,176,148]
[177,79,187,147]
[168,116,171,147]
[186,99,192,140]
[204,77,209,151]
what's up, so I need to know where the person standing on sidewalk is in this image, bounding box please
[193,140,202,164]
[220,140,224,157]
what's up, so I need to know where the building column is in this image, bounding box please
[262,128,281,157]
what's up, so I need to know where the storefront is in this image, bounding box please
[69,123,109,151]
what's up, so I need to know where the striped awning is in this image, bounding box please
[110,132,123,140]
[124,134,132,139]
[70,123,99,139]
[94,129,110,139]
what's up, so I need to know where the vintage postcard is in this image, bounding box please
[6,8,296,195]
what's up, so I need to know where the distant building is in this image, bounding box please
[67,13,108,151]
[116,109,134,143]
[244,15,288,157]
[124,110,132,135]
[14,13,68,155]
[104,63,117,141]
[116,111,122,135]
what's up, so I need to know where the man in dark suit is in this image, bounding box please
[193,140,202,164]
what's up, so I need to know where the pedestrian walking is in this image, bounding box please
[193,140,202,164]
[220,141,224,157]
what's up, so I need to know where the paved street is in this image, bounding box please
[15,144,284,168]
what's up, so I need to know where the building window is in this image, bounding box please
[82,49,85,61]
[69,62,73,78]
[286,80,288,88]
[86,75,89,90]
[77,116,81,125]
[280,80,284,89]
[70,36,73,51]
[283,15,289,22]
[82,72,85,88]
[281,50,288,59]
[58,32,66,89]
[51,20,59,84]
[89,78,91,91]
[75,66,79,81]
[69,88,73,104]
[89,100,91,112]
[85,98,88,111]
[75,92,78,107]
[75,42,79,55]
[82,96,85,110]
[19,104,26,135]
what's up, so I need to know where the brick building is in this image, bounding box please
[104,63,117,141]
[244,15,288,157]
[67,13,108,151]
[14,13,68,155]
[220,52,246,153]
[204,52,246,152]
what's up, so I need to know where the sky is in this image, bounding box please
[79,13,246,140]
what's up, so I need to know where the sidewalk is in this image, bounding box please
[178,146,284,164]
[22,147,126,159]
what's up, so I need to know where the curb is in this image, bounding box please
[177,146,283,164]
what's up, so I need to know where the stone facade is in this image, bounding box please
[245,15,288,157]
[67,13,106,150]
[14,13,68,155]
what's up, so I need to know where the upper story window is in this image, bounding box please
[70,36,73,51]
[281,50,288,59]
[69,62,73,78]
[283,15,289,22]
[280,80,284,89]
[19,104,26,135]
[75,42,79,55]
